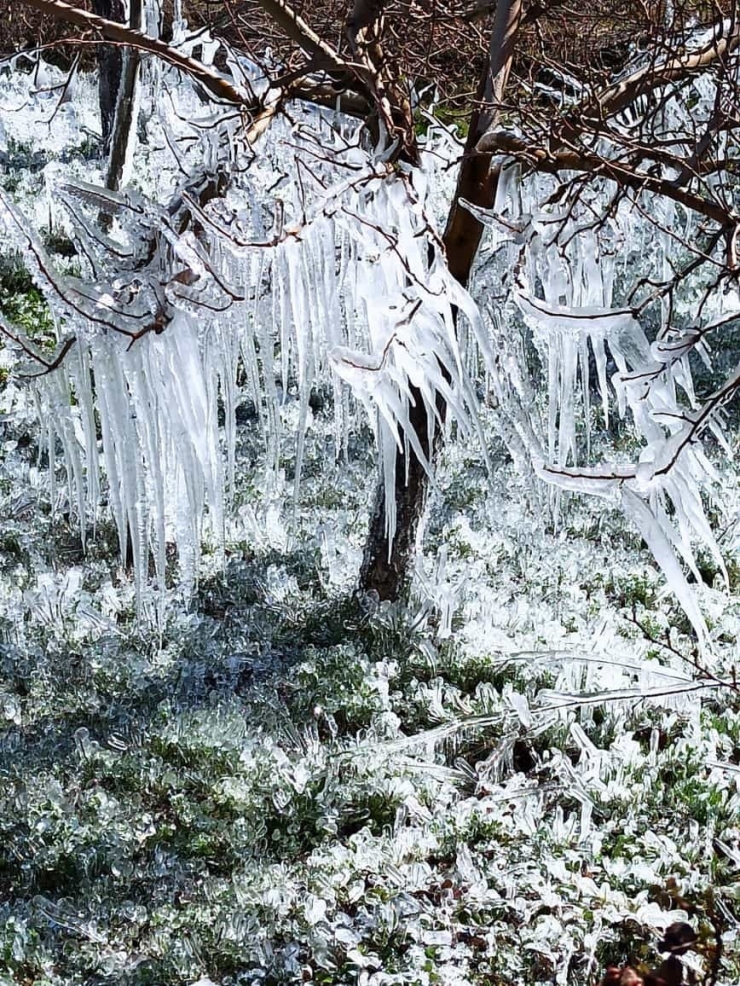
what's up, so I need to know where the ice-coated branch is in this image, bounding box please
[0,317,76,377]
[477,130,738,230]
[586,17,740,123]
[18,0,255,105]
[541,359,740,492]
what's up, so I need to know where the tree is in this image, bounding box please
[360,0,522,598]
[4,0,522,600]
[2,0,740,633]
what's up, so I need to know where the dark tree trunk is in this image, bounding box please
[443,0,522,286]
[360,116,497,601]
[360,389,446,600]
[101,0,142,564]
[359,0,523,601]
[105,0,142,192]
[92,0,124,149]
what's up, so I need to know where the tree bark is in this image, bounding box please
[92,0,124,149]
[360,388,446,601]
[359,0,522,601]
[445,0,522,285]
[345,0,418,164]
[104,0,142,193]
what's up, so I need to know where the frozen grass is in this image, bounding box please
[2,381,740,985]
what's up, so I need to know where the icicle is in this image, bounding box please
[622,488,709,651]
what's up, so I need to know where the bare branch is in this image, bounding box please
[0,316,77,377]
[591,16,740,122]
[345,0,419,163]
[255,0,350,77]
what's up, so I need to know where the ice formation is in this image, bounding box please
[466,48,740,644]
[0,13,737,635]
[0,34,488,603]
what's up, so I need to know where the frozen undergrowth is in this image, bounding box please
[3,378,740,985]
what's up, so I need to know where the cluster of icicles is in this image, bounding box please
[0,49,492,606]
[0,23,737,639]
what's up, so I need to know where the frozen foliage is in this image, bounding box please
[2,385,740,984]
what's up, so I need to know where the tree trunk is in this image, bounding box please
[92,0,124,149]
[104,0,143,565]
[105,0,143,192]
[359,0,522,601]
[445,0,522,284]
[360,388,446,600]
